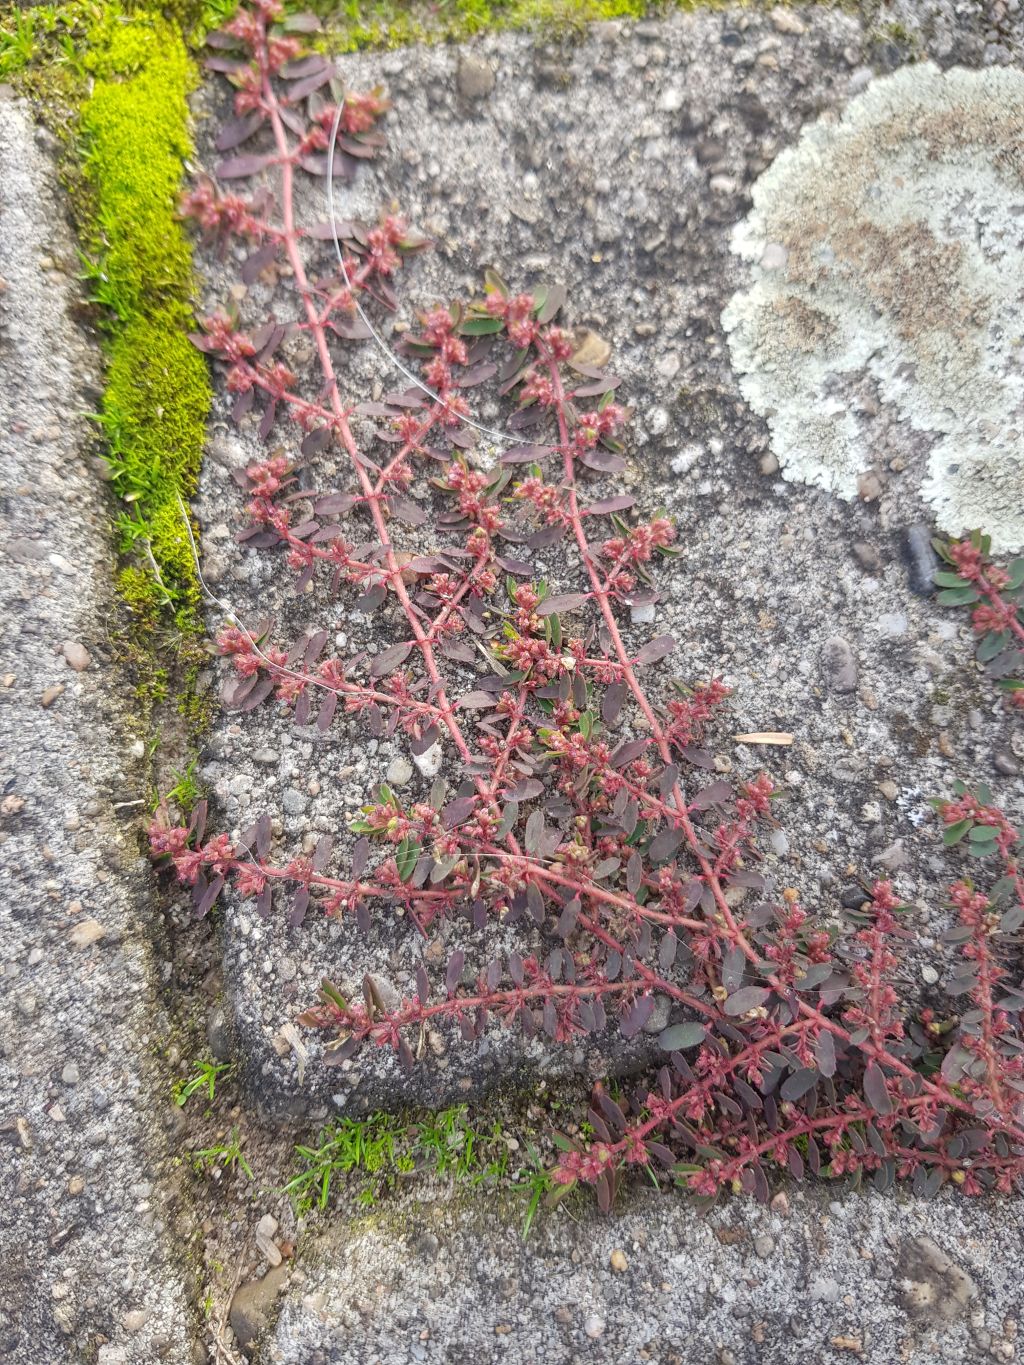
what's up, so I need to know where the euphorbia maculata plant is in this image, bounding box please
[154,0,1024,1210]
[934,530,1024,709]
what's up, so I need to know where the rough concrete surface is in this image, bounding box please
[0,101,197,1362]
[5,3,1024,1363]
[266,1185,1024,1364]
[191,2,1023,1126]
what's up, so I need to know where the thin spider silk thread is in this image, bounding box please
[185,99,557,648]
[326,99,556,452]
[176,491,342,704]
[174,88,558,822]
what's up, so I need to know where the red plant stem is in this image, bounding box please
[537,355,1019,1133]
[976,568,1024,646]
[176,10,1024,1204]
[967,925,1011,1120]
[541,350,752,944]
[263,68,479,772]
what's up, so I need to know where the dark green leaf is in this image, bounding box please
[977,631,1010,662]
[936,586,979,606]
[942,818,972,847]
[458,317,505,336]
[658,1022,706,1051]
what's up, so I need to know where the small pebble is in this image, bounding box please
[878,611,908,638]
[857,470,883,501]
[256,1212,283,1268]
[69,919,105,948]
[822,637,858,693]
[610,1249,628,1273]
[584,1314,605,1339]
[771,8,806,33]
[753,1234,774,1258]
[852,542,881,572]
[994,750,1019,777]
[61,1062,79,1085]
[872,840,908,872]
[810,1276,840,1303]
[456,54,495,100]
[760,243,787,271]
[62,641,91,671]
[41,684,65,708]
[412,741,443,779]
[903,524,939,595]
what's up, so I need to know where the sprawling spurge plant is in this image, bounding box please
[934,530,1024,709]
[154,0,1024,1209]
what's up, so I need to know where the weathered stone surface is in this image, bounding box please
[265,1186,1024,1363]
[189,4,1024,1123]
[0,99,195,1362]
[4,5,1024,1363]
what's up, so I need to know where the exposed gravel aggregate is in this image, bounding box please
[4,2,1024,1360]
[0,98,197,1364]
[268,1184,1024,1364]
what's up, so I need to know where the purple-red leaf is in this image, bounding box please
[634,635,676,666]
[446,950,465,997]
[864,1061,894,1116]
[583,494,636,515]
[241,241,279,284]
[370,642,413,677]
[215,112,265,151]
[723,986,770,1016]
[780,1068,818,1103]
[286,66,335,101]
[620,995,655,1039]
[195,876,224,920]
[216,153,272,179]
[689,780,733,811]
[601,682,627,725]
[205,55,247,74]
[537,593,589,617]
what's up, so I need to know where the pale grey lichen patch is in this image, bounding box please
[722,63,1024,553]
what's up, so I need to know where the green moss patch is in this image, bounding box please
[287,0,716,51]
[81,14,209,626]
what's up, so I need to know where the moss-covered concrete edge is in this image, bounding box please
[1,1,214,735]
[80,15,210,634]
[1,5,208,663]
